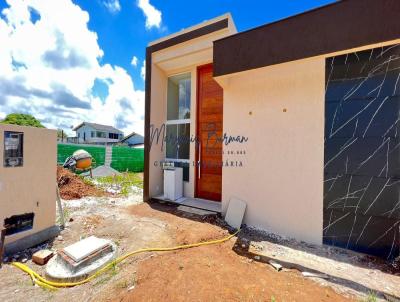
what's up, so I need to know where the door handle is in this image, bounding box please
[198,142,201,179]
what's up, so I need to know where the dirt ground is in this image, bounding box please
[0,197,354,302]
[112,204,352,302]
[57,166,106,200]
[244,229,400,300]
[2,184,398,301]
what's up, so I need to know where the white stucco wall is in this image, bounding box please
[219,58,325,244]
[148,15,236,199]
[148,64,199,198]
[148,63,167,197]
[148,28,400,245]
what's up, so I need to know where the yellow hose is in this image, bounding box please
[11,229,240,290]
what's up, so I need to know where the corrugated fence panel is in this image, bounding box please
[57,144,106,166]
[111,146,144,172]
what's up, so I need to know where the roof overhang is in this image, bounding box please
[72,122,122,133]
[213,0,400,77]
[148,13,236,73]
[72,122,84,131]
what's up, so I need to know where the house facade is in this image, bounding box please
[71,122,123,145]
[144,0,400,259]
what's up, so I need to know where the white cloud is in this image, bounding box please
[137,0,161,29]
[0,0,144,135]
[103,0,121,14]
[140,59,146,80]
[130,55,138,67]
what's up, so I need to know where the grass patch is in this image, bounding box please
[57,206,71,225]
[361,291,378,302]
[115,278,135,289]
[80,175,96,187]
[94,262,119,286]
[95,172,143,196]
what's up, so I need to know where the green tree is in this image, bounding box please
[57,128,68,140]
[0,113,45,128]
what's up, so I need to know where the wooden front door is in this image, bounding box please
[195,64,223,201]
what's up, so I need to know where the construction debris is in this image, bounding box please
[91,165,120,177]
[384,293,400,302]
[301,271,330,279]
[3,241,51,264]
[268,260,283,271]
[32,249,54,265]
[57,166,105,200]
[244,227,400,299]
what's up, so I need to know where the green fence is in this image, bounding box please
[57,144,144,172]
[57,144,106,166]
[111,146,144,172]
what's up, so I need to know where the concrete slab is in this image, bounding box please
[153,196,221,213]
[46,241,117,282]
[63,236,110,262]
[225,198,246,229]
[59,244,113,273]
[177,205,217,216]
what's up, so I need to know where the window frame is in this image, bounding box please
[165,71,192,164]
[109,132,119,139]
[96,131,106,138]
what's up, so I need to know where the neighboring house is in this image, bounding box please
[121,131,144,147]
[70,122,123,145]
[144,1,400,260]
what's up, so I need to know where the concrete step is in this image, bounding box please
[104,146,112,167]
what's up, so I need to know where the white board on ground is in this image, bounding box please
[63,236,110,262]
[225,198,246,229]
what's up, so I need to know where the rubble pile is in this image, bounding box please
[57,166,105,200]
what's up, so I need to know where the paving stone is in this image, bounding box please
[177,205,217,216]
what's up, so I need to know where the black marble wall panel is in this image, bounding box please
[324,44,400,259]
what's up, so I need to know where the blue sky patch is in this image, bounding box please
[91,78,110,102]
